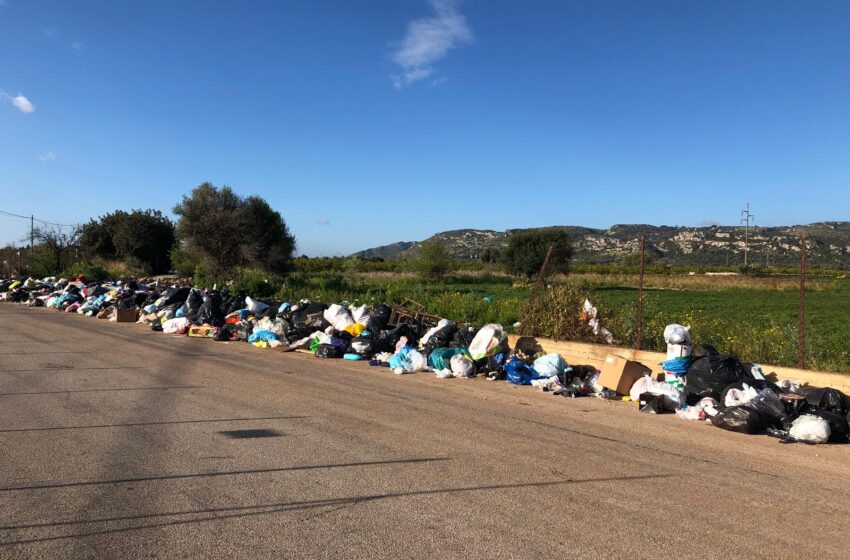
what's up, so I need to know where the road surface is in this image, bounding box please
[0,305,848,559]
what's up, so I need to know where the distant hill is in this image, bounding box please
[352,222,850,268]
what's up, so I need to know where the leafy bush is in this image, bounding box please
[232,268,283,299]
[520,284,603,342]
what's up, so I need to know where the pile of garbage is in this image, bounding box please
[2,275,848,445]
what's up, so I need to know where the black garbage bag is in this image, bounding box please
[371,330,395,354]
[161,287,190,307]
[150,317,163,332]
[315,343,343,359]
[719,379,781,407]
[195,291,225,326]
[799,387,850,417]
[225,294,247,314]
[350,336,374,356]
[289,303,328,338]
[746,389,789,428]
[476,352,508,379]
[178,288,204,318]
[130,291,149,308]
[234,320,253,342]
[328,336,351,354]
[710,406,765,434]
[686,355,751,404]
[256,304,278,320]
[812,411,850,443]
[366,304,391,332]
[423,324,458,355]
[213,324,236,341]
[89,285,110,298]
[450,326,478,348]
[691,344,720,359]
[391,323,422,347]
[116,296,136,309]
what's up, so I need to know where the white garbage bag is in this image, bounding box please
[245,296,269,315]
[724,383,760,407]
[450,354,475,378]
[663,324,691,345]
[162,317,191,334]
[789,415,830,444]
[629,375,685,410]
[351,304,370,326]
[468,324,508,360]
[324,304,355,331]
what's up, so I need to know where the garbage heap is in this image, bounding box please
[1,276,847,446]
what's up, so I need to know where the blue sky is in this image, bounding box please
[1,0,849,256]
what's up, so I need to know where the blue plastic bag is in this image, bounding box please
[505,357,541,385]
[248,330,278,343]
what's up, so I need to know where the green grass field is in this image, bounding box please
[266,271,850,373]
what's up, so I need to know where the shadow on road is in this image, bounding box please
[0,457,451,493]
[0,474,672,546]
[0,415,307,433]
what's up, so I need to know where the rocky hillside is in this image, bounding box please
[352,222,850,268]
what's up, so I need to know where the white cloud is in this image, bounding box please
[71,41,83,52]
[42,27,58,37]
[12,94,35,113]
[316,219,331,226]
[38,151,56,162]
[0,91,35,113]
[390,0,473,88]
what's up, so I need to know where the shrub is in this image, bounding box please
[520,284,603,342]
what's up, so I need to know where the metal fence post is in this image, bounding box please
[636,236,645,350]
[798,233,806,369]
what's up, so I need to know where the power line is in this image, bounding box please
[0,209,77,228]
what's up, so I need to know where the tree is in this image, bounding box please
[416,239,455,280]
[79,210,175,274]
[480,247,501,264]
[30,225,80,276]
[173,183,296,279]
[502,229,572,279]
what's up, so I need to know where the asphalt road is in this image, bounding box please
[1,306,848,559]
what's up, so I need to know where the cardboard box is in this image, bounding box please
[598,354,652,395]
[115,308,138,323]
[188,326,219,338]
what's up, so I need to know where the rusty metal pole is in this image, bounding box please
[520,244,554,336]
[798,233,806,369]
[533,244,554,293]
[636,236,646,350]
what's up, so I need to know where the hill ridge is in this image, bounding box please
[352,222,850,267]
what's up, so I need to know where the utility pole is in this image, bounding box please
[30,215,34,270]
[740,203,755,267]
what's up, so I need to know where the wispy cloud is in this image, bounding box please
[38,151,56,162]
[0,91,36,113]
[42,26,58,37]
[390,0,473,89]
[71,41,83,52]
[12,94,35,113]
[316,219,331,226]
